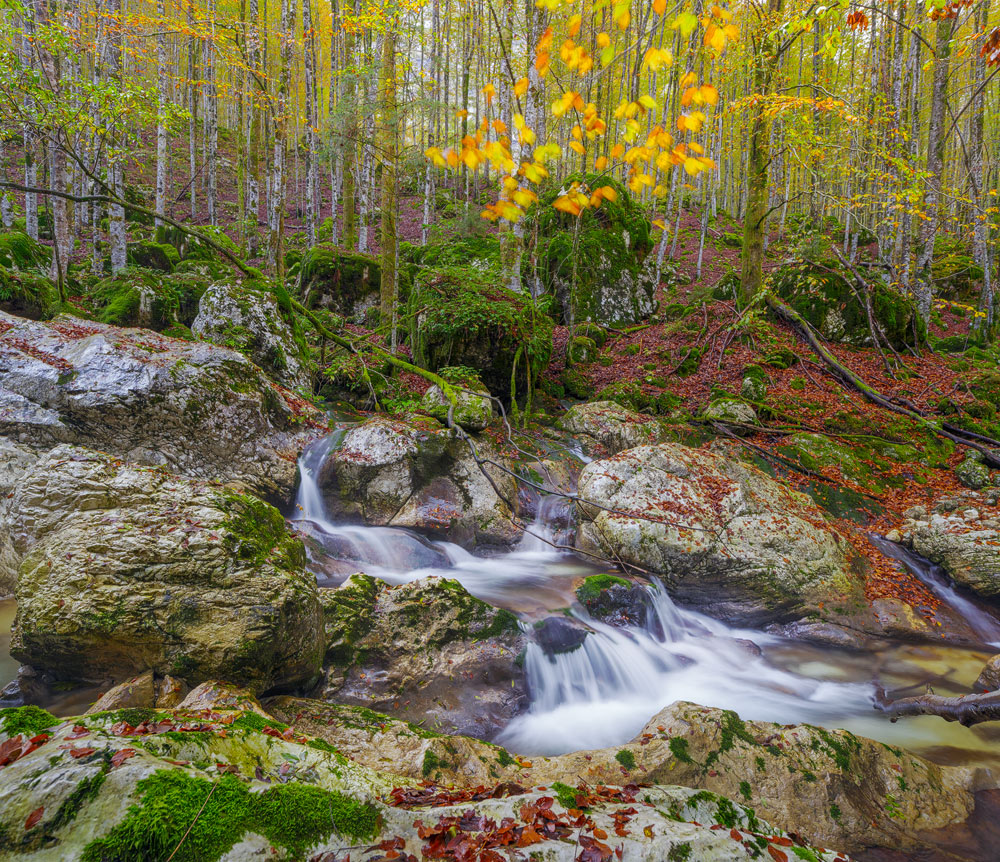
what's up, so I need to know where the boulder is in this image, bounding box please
[772,260,920,349]
[89,267,207,332]
[83,672,190,713]
[955,451,992,490]
[0,311,321,501]
[408,266,553,400]
[318,416,520,547]
[0,439,38,595]
[299,244,380,322]
[575,574,650,628]
[0,704,846,862]
[192,281,311,391]
[576,443,870,628]
[975,654,1000,691]
[7,446,324,692]
[901,500,1000,597]
[558,400,671,456]
[320,575,527,738]
[527,701,984,859]
[533,173,657,327]
[533,616,588,656]
[702,396,758,431]
[420,380,493,432]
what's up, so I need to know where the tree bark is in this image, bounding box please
[378,26,398,332]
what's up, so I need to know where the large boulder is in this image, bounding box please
[0,439,38,595]
[772,260,920,349]
[408,266,553,400]
[192,281,311,391]
[299,244,380,322]
[7,446,324,693]
[318,416,521,548]
[898,495,1000,597]
[558,400,671,457]
[0,702,848,862]
[320,575,527,738]
[0,311,321,501]
[88,267,207,332]
[533,173,657,326]
[528,701,985,859]
[575,443,870,628]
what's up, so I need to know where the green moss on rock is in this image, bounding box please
[300,245,381,321]
[0,705,58,738]
[408,265,552,399]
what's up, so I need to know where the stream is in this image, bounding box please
[290,433,1000,766]
[2,430,999,771]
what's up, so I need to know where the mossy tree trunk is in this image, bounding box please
[739,0,782,303]
[378,25,398,335]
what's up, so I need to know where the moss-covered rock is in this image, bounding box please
[0,268,61,319]
[299,244,381,322]
[89,267,208,330]
[772,261,920,349]
[702,397,758,432]
[7,445,324,691]
[320,576,526,737]
[531,173,656,327]
[567,334,598,364]
[559,400,672,456]
[0,230,51,271]
[420,378,494,432]
[191,280,312,390]
[408,265,552,400]
[127,240,179,272]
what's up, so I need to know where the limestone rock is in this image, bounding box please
[8,445,324,692]
[0,705,845,862]
[702,396,757,432]
[955,452,992,490]
[0,438,38,595]
[319,416,520,548]
[527,701,981,858]
[192,281,311,390]
[85,671,155,715]
[420,381,493,432]
[558,400,671,457]
[975,654,1000,691]
[320,575,527,738]
[0,311,320,502]
[576,443,869,627]
[902,499,1000,597]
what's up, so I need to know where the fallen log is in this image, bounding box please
[874,685,1000,726]
[766,295,1000,469]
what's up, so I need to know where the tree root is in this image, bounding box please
[874,685,1000,726]
[767,296,1000,469]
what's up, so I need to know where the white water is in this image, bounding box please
[290,435,998,758]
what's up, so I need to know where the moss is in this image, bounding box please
[217,490,305,573]
[550,781,580,810]
[322,575,380,666]
[829,803,842,821]
[739,780,751,801]
[301,245,380,320]
[408,265,552,400]
[0,268,61,319]
[230,711,289,733]
[127,240,179,272]
[530,172,654,327]
[704,710,756,770]
[560,366,594,399]
[0,705,58,738]
[89,268,208,330]
[422,748,449,778]
[615,748,636,770]
[495,747,516,768]
[813,728,861,771]
[575,574,630,606]
[667,842,692,862]
[669,737,694,765]
[81,770,380,862]
[0,230,51,270]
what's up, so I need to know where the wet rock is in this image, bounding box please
[533,616,587,656]
[318,416,520,548]
[576,443,871,629]
[528,701,982,859]
[575,574,650,628]
[192,281,312,391]
[901,498,1000,597]
[321,575,527,738]
[557,400,671,456]
[0,438,38,595]
[155,674,188,708]
[420,381,493,432]
[975,654,1000,691]
[8,445,324,692]
[0,705,844,862]
[85,671,155,714]
[177,680,269,714]
[0,311,320,502]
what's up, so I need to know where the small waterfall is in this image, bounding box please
[870,535,1000,647]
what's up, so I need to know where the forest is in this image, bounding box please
[1,0,1000,859]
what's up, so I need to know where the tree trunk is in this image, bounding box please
[267,0,294,273]
[341,0,358,249]
[155,0,169,229]
[378,27,398,331]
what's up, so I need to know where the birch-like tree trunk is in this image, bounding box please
[204,0,218,225]
[267,0,294,273]
[379,26,398,330]
[107,0,127,274]
[155,0,169,229]
[302,0,319,247]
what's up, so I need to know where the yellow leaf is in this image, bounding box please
[600,45,615,66]
[596,185,617,201]
[594,155,609,170]
[514,77,529,97]
[567,13,582,36]
[680,71,696,88]
[569,140,586,154]
[700,84,719,105]
[672,11,697,37]
[610,143,625,158]
[553,195,581,215]
[683,156,703,175]
[653,0,665,14]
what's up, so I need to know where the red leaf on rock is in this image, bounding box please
[767,847,789,862]
[111,748,136,768]
[24,806,44,830]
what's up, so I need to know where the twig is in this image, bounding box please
[165,781,218,862]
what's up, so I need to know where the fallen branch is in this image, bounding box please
[767,295,1000,469]
[873,685,1000,726]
